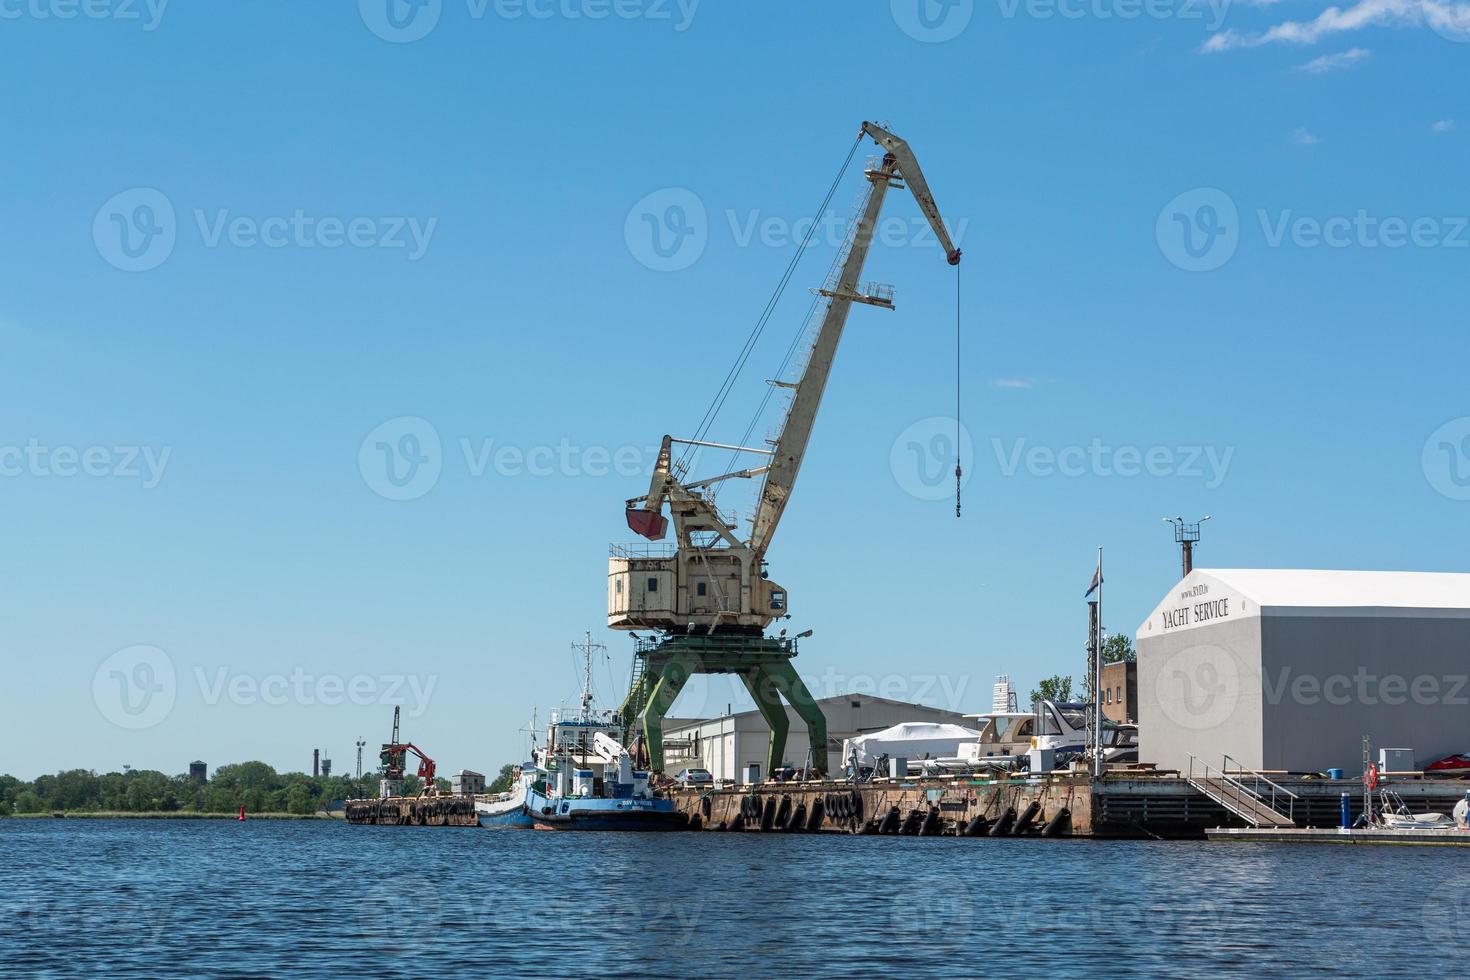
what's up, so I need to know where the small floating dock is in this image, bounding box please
[1207,826,1470,846]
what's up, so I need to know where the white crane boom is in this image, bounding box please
[859,121,963,263]
[747,122,961,559]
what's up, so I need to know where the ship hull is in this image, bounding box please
[525,790,685,832]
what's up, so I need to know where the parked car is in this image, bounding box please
[673,767,713,785]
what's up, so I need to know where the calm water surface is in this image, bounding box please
[6,819,1468,978]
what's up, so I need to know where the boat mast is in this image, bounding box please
[575,631,607,723]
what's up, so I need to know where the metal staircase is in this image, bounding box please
[1186,755,1299,829]
[625,654,649,723]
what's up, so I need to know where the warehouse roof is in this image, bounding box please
[663,694,965,730]
[1138,568,1470,638]
[1199,568,1470,609]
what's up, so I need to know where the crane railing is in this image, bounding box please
[610,543,678,559]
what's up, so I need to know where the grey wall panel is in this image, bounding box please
[1260,615,1470,775]
[1138,616,1264,773]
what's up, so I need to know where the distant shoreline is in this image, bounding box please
[3,811,343,820]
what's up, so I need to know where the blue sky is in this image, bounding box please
[2,0,1467,779]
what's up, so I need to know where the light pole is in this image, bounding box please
[1164,515,1211,579]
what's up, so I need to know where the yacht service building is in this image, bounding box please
[1136,569,1470,776]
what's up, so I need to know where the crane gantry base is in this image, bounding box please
[617,634,829,778]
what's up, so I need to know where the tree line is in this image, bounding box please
[0,763,410,816]
[1,761,518,816]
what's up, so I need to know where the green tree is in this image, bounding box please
[1102,633,1136,664]
[1030,675,1073,706]
[487,764,517,794]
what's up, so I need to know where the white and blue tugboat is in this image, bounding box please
[475,634,684,832]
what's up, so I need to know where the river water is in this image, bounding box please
[6,819,1468,978]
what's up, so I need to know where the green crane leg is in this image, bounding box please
[738,669,790,779]
[758,660,829,775]
[617,671,654,733]
[637,659,693,774]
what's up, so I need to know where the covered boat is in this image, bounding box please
[841,722,982,770]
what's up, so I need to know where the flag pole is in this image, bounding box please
[1094,545,1104,779]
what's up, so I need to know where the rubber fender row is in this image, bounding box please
[730,792,862,832]
[719,795,1070,837]
[820,791,865,823]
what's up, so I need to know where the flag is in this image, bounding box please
[1085,561,1103,597]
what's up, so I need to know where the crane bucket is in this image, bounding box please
[625,508,668,539]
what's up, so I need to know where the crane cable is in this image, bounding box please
[678,132,866,472]
[955,261,962,519]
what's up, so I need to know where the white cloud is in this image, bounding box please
[1201,0,1470,50]
[1296,47,1372,72]
[992,378,1035,389]
[1290,127,1323,145]
[1432,119,1457,133]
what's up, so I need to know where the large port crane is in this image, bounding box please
[610,122,962,776]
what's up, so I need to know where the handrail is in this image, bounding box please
[1222,754,1299,803]
[1186,754,1296,826]
[1221,753,1296,824]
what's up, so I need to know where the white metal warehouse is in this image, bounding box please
[661,694,970,784]
[1136,568,1470,776]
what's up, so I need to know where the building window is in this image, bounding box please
[696,582,707,597]
[615,579,623,594]
[647,577,658,593]
[770,590,786,611]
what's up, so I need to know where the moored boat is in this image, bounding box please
[476,633,685,832]
[1424,753,1470,778]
